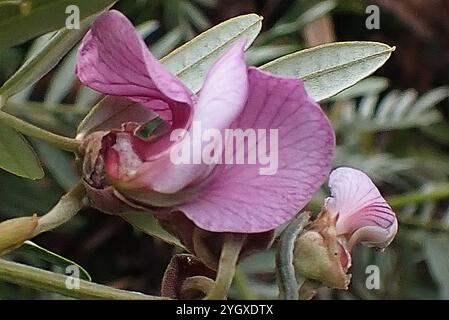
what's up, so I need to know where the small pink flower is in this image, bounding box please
[76,10,335,233]
[326,167,398,251]
[293,167,398,290]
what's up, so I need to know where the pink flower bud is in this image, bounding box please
[325,167,398,250]
[293,167,397,292]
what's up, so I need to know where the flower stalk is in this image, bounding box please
[206,233,246,300]
[0,258,167,300]
[31,181,86,237]
[0,110,80,152]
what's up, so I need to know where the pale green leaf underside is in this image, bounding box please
[261,41,395,102]
[161,13,263,93]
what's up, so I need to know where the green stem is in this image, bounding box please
[31,182,86,237]
[0,110,79,152]
[0,258,167,300]
[6,100,88,116]
[387,184,449,209]
[206,233,246,300]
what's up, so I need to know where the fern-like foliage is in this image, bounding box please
[331,87,449,133]
[333,147,415,185]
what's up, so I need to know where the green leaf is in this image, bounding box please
[329,76,389,101]
[32,140,78,191]
[0,15,95,100]
[121,212,185,249]
[0,170,61,216]
[261,41,395,102]
[12,240,91,281]
[44,48,78,105]
[161,13,263,93]
[9,31,57,104]
[0,0,116,50]
[0,125,43,179]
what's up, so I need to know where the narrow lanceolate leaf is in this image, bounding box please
[0,0,116,49]
[0,15,95,100]
[330,76,389,101]
[44,48,78,105]
[121,212,185,249]
[13,241,91,281]
[161,13,263,93]
[0,125,43,180]
[9,32,57,104]
[261,41,395,102]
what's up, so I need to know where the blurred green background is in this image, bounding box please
[1,0,449,299]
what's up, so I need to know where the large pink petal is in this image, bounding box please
[178,67,335,233]
[76,10,192,127]
[325,167,398,248]
[122,42,249,194]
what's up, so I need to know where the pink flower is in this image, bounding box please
[293,167,398,290]
[76,10,335,233]
[325,167,398,264]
